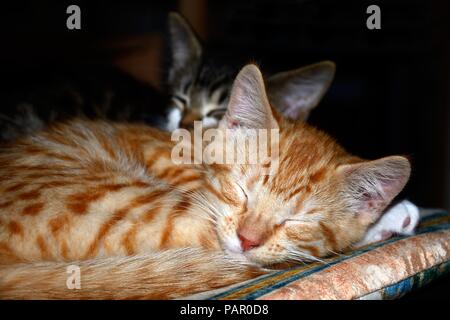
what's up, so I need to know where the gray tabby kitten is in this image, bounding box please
[166,12,336,131]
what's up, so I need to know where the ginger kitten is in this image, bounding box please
[0,65,413,299]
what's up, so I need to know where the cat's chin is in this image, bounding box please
[222,243,277,267]
[224,249,247,262]
[220,235,283,266]
[223,249,268,268]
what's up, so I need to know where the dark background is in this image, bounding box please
[0,0,449,298]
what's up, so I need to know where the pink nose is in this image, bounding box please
[238,233,261,252]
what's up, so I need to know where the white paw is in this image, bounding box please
[355,200,420,247]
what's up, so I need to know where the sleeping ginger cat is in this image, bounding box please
[0,65,417,299]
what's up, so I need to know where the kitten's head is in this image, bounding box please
[167,12,335,131]
[206,65,410,266]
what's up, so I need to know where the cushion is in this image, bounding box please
[188,209,450,300]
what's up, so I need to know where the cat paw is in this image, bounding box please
[355,200,420,247]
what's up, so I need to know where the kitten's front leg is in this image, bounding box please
[355,200,420,247]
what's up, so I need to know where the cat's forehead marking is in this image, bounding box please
[309,167,327,183]
[284,185,310,202]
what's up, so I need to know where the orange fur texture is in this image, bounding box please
[0,65,410,299]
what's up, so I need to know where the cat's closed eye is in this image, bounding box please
[172,95,188,110]
[206,108,227,119]
[237,183,248,203]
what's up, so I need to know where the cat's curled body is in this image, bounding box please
[0,65,411,299]
[0,119,261,299]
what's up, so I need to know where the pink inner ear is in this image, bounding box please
[339,157,411,225]
[356,199,385,225]
[366,200,376,210]
[355,178,404,223]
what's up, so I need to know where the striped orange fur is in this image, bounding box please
[0,65,410,299]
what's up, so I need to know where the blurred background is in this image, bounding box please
[0,0,448,209]
[0,0,449,299]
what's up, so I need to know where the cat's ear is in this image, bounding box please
[338,156,411,226]
[266,61,335,121]
[168,12,202,76]
[220,64,278,130]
